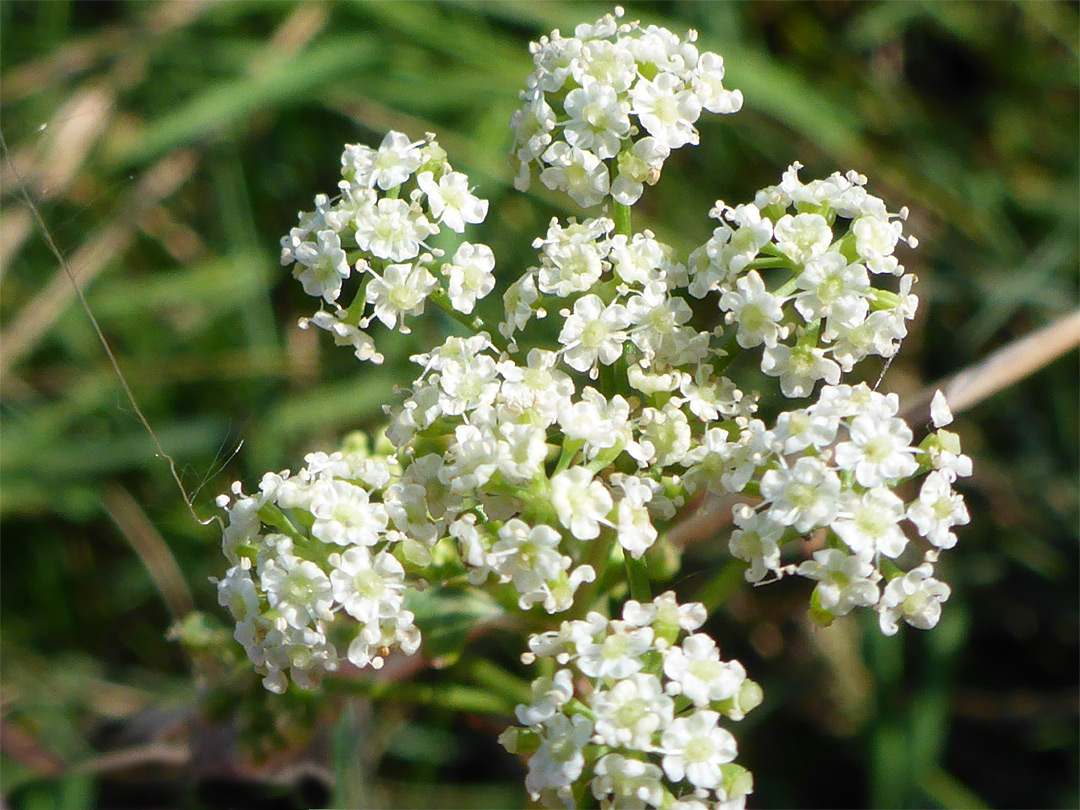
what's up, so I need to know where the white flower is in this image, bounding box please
[516,668,575,726]
[438,353,500,415]
[832,487,909,559]
[292,230,350,303]
[499,348,575,422]
[558,294,631,373]
[611,137,670,205]
[563,77,631,159]
[797,548,879,617]
[852,214,903,275]
[538,236,606,297]
[540,142,610,208]
[773,406,838,454]
[623,591,707,641]
[759,457,842,533]
[259,554,334,629]
[591,754,665,807]
[773,213,832,265]
[575,620,654,680]
[354,197,433,262]
[416,170,488,233]
[329,546,405,624]
[907,470,969,549]
[299,310,383,364]
[364,262,438,330]
[511,91,557,164]
[309,479,389,546]
[442,239,496,315]
[490,519,568,596]
[719,270,787,349]
[692,51,743,114]
[630,72,702,149]
[347,609,421,669]
[616,489,658,559]
[761,342,842,399]
[930,389,954,427]
[525,713,593,795]
[637,403,692,468]
[550,467,613,541]
[592,673,673,748]
[834,414,919,487]
[793,252,870,329]
[217,564,259,622]
[660,710,737,790]
[728,506,785,584]
[663,633,747,707]
[878,563,951,636]
[496,422,549,483]
[354,130,423,190]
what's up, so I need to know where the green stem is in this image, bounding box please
[744,257,792,271]
[625,553,651,602]
[613,201,632,237]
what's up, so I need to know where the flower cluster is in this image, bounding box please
[511,7,742,207]
[214,9,975,806]
[281,130,494,364]
[501,593,761,809]
[215,444,421,693]
[690,162,919,397]
[720,386,970,634]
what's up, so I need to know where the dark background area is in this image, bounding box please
[1,2,1077,808]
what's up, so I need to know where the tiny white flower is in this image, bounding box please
[832,487,909,559]
[354,197,433,262]
[416,170,489,233]
[660,710,737,790]
[878,563,951,636]
[362,130,424,190]
[299,310,383,364]
[773,213,833,265]
[663,633,747,707]
[515,668,575,726]
[364,262,438,330]
[592,673,674,748]
[575,620,654,680]
[591,753,665,808]
[558,294,631,373]
[834,414,919,487]
[759,457,842,533]
[309,479,389,546]
[563,77,631,159]
[798,548,880,617]
[720,270,787,349]
[692,51,743,114]
[550,467,614,541]
[490,519,567,596]
[525,713,593,795]
[329,546,405,624]
[761,343,842,398]
[540,142,610,208]
[907,470,969,549]
[630,71,702,149]
[259,554,334,629]
[930,389,954,427]
[292,230,350,303]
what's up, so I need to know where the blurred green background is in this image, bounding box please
[1,2,1077,808]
